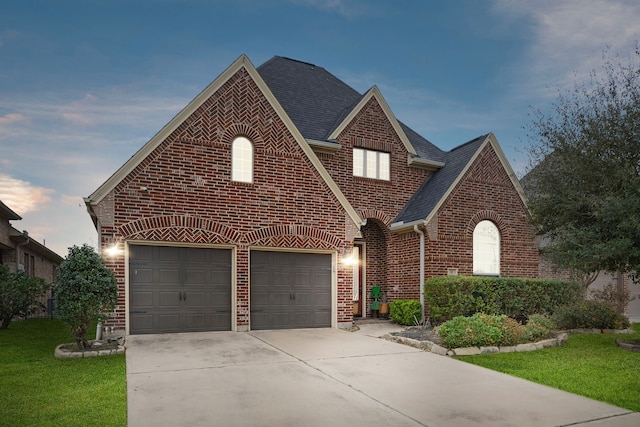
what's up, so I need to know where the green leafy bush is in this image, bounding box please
[0,265,50,329]
[521,314,554,342]
[438,313,523,348]
[552,300,630,330]
[55,244,118,348]
[389,299,422,325]
[424,276,582,323]
[589,282,635,314]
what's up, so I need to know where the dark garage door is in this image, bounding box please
[129,245,232,334]
[250,251,331,330]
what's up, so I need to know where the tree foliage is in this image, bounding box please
[525,46,640,285]
[0,265,50,329]
[55,244,118,348]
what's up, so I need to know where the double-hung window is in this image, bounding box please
[353,148,390,180]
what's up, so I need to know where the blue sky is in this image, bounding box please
[1,0,639,257]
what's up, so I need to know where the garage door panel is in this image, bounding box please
[250,251,331,330]
[130,291,154,307]
[159,291,181,308]
[129,245,232,334]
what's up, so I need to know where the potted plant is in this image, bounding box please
[379,291,389,316]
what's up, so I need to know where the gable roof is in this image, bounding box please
[257,57,361,142]
[0,200,21,221]
[391,133,528,232]
[85,54,363,229]
[258,56,444,165]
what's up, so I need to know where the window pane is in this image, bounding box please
[353,148,364,177]
[366,150,377,178]
[473,220,500,275]
[378,152,390,180]
[232,137,253,183]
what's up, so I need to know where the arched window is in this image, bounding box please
[232,136,253,183]
[473,220,500,276]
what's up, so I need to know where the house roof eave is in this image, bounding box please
[327,86,417,156]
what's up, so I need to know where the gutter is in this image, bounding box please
[15,230,30,272]
[413,224,425,324]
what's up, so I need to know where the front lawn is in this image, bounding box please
[459,323,640,412]
[0,319,126,427]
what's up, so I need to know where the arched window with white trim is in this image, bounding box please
[473,220,500,276]
[232,136,253,183]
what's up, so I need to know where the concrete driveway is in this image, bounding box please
[126,329,639,427]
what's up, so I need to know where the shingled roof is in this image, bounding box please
[258,56,497,227]
[394,135,488,225]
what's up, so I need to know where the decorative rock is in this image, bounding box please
[54,342,126,359]
[538,339,557,348]
[556,333,568,345]
[480,346,499,354]
[499,346,517,353]
[515,343,537,352]
[452,347,481,356]
[430,344,448,356]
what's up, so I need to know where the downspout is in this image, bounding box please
[15,231,29,273]
[413,224,425,324]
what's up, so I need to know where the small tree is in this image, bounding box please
[55,244,118,348]
[0,265,50,329]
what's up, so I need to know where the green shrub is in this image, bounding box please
[589,282,635,314]
[552,300,631,330]
[438,313,523,348]
[424,276,582,323]
[389,299,422,325]
[521,314,554,342]
[56,244,118,349]
[0,265,50,329]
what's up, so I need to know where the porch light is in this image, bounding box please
[104,243,123,258]
[341,248,358,266]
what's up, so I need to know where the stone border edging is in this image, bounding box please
[54,341,125,359]
[383,327,637,356]
[616,338,640,352]
[382,333,569,357]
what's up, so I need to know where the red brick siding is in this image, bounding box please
[96,68,355,329]
[424,143,540,280]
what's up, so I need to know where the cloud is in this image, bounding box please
[0,173,54,215]
[0,113,27,126]
[493,0,640,96]
[289,0,369,18]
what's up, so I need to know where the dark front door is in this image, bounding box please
[250,251,331,330]
[129,245,232,334]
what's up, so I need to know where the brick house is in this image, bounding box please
[1,200,64,316]
[85,55,540,335]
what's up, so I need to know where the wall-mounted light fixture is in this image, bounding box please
[104,242,123,257]
[341,247,358,266]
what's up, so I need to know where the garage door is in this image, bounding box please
[250,251,331,330]
[129,245,232,334]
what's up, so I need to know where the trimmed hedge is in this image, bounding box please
[389,299,422,325]
[424,276,582,323]
[438,313,555,348]
[438,313,523,348]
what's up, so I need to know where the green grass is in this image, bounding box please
[0,319,126,427]
[459,323,640,412]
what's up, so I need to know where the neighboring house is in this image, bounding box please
[85,55,540,335]
[0,200,64,316]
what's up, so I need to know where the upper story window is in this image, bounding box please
[232,136,253,183]
[353,148,390,181]
[473,220,500,276]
